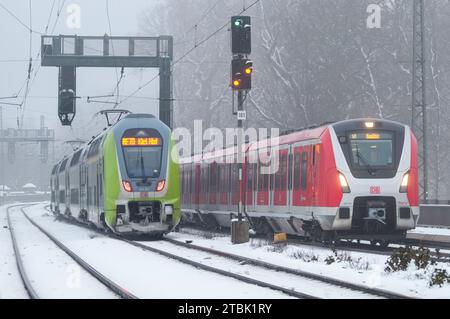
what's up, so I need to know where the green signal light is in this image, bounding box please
[234,19,242,27]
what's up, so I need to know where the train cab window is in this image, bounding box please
[301,152,308,190]
[349,132,393,167]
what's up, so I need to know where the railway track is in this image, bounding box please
[179,225,450,263]
[6,204,136,299]
[39,204,315,298]
[42,204,413,299]
[158,237,412,299]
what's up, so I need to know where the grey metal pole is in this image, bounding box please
[237,90,244,222]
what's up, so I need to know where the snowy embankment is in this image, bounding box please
[2,203,290,299]
[169,228,450,299]
[1,205,118,298]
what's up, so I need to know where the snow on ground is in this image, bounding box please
[167,228,450,299]
[409,226,450,237]
[5,205,118,299]
[5,202,450,299]
[23,204,291,299]
[140,240,378,299]
[0,205,29,299]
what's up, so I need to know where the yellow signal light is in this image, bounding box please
[233,80,241,87]
[244,67,252,75]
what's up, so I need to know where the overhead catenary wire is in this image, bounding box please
[115,0,262,109]
[0,2,42,35]
[19,0,66,128]
[106,0,121,106]
[19,0,34,129]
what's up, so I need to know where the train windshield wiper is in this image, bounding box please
[139,148,148,183]
[355,146,376,174]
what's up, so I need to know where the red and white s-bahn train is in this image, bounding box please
[180,119,419,243]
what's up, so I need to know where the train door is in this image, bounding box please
[311,144,320,209]
[291,145,310,214]
[306,145,315,208]
[209,162,218,210]
[80,161,87,215]
[256,149,270,212]
[218,163,228,210]
[245,160,257,212]
[187,164,192,209]
[98,156,104,217]
[194,164,200,210]
[287,145,293,212]
[65,170,70,215]
[231,163,239,209]
[95,160,101,223]
[272,148,289,212]
[55,168,60,212]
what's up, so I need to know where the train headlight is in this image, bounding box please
[365,121,375,128]
[399,172,409,193]
[156,180,166,192]
[122,180,133,192]
[338,172,351,193]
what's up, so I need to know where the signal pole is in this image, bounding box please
[230,16,252,244]
[237,89,244,223]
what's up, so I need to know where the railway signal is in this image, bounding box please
[231,16,251,54]
[58,66,76,126]
[230,16,252,244]
[231,58,253,90]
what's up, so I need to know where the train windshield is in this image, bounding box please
[349,132,393,168]
[123,147,162,178]
[121,128,163,179]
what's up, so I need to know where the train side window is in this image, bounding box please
[247,164,255,191]
[301,152,308,190]
[281,154,288,190]
[294,153,301,190]
[210,163,217,193]
[258,163,268,191]
[231,164,239,193]
[275,154,287,190]
[88,138,102,159]
[59,158,69,173]
[70,150,82,167]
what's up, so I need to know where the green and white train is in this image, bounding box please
[50,114,181,237]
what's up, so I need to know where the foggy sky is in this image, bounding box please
[0,0,161,145]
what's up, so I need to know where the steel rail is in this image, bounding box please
[20,206,137,299]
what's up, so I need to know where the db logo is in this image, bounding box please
[370,186,381,194]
